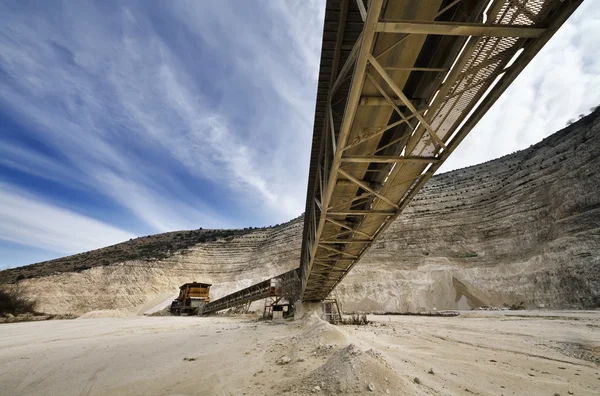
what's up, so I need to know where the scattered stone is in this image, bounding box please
[414,377,421,384]
[182,357,196,361]
[313,343,335,356]
[313,385,321,392]
[428,368,435,375]
[286,343,406,394]
[277,356,291,365]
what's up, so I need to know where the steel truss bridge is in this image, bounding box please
[299,0,581,301]
[202,0,581,313]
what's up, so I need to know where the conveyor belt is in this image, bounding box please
[201,269,300,315]
[198,0,581,310]
[299,0,582,301]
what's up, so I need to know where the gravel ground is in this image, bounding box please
[0,310,598,395]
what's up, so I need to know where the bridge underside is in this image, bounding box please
[299,0,581,301]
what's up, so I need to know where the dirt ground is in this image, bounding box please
[0,310,598,396]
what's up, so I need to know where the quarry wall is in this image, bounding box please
[4,111,600,314]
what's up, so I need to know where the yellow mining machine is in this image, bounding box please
[170,282,211,315]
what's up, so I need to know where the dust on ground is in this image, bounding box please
[0,310,598,395]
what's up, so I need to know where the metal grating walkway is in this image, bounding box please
[299,0,582,301]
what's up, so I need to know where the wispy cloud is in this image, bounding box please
[0,0,324,244]
[0,183,135,254]
[1,0,597,268]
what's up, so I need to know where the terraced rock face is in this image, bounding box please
[336,110,600,312]
[1,220,303,314]
[2,111,599,314]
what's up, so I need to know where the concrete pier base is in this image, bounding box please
[293,301,323,320]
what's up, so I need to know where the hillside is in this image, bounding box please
[1,110,599,314]
[0,228,259,282]
[335,110,600,312]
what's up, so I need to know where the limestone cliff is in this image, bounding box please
[336,109,600,312]
[2,110,599,314]
[0,221,302,314]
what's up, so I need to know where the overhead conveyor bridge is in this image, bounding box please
[299,0,581,301]
[198,0,581,313]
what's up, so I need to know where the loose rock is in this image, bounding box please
[277,356,291,365]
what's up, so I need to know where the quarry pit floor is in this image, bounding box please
[0,311,598,396]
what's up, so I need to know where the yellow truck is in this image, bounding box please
[170,282,211,315]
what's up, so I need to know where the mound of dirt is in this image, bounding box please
[146,307,172,317]
[77,309,134,319]
[285,344,408,395]
[297,312,348,345]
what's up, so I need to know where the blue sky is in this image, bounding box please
[1,1,599,268]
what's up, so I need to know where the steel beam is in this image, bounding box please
[365,72,416,133]
[318,244,358,258]
[359,96,402,106]
[328,210,396,216]
[330,33,362,98]
[356,0,367,22]
[367,55,447,150]
[299,0,581,303]
[320,239,372,244]
[327,192,374,211]
[383,67,448,72]
[341,156,439,164]
[302,0,384,295]
[337,168,400,210]
[325,218,373,240]
[328,103,337,154]
[375,21,546,38]
[435,0,463,18]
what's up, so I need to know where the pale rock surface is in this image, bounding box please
[2,111,599,314]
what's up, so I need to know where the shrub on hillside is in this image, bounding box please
[0,284,38,316]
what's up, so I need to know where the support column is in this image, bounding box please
[294,301,324,320]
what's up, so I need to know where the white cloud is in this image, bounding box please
[2,0,595,261]
[0,141,81,188]
[0,0,325,235]
[0,183,135,254]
